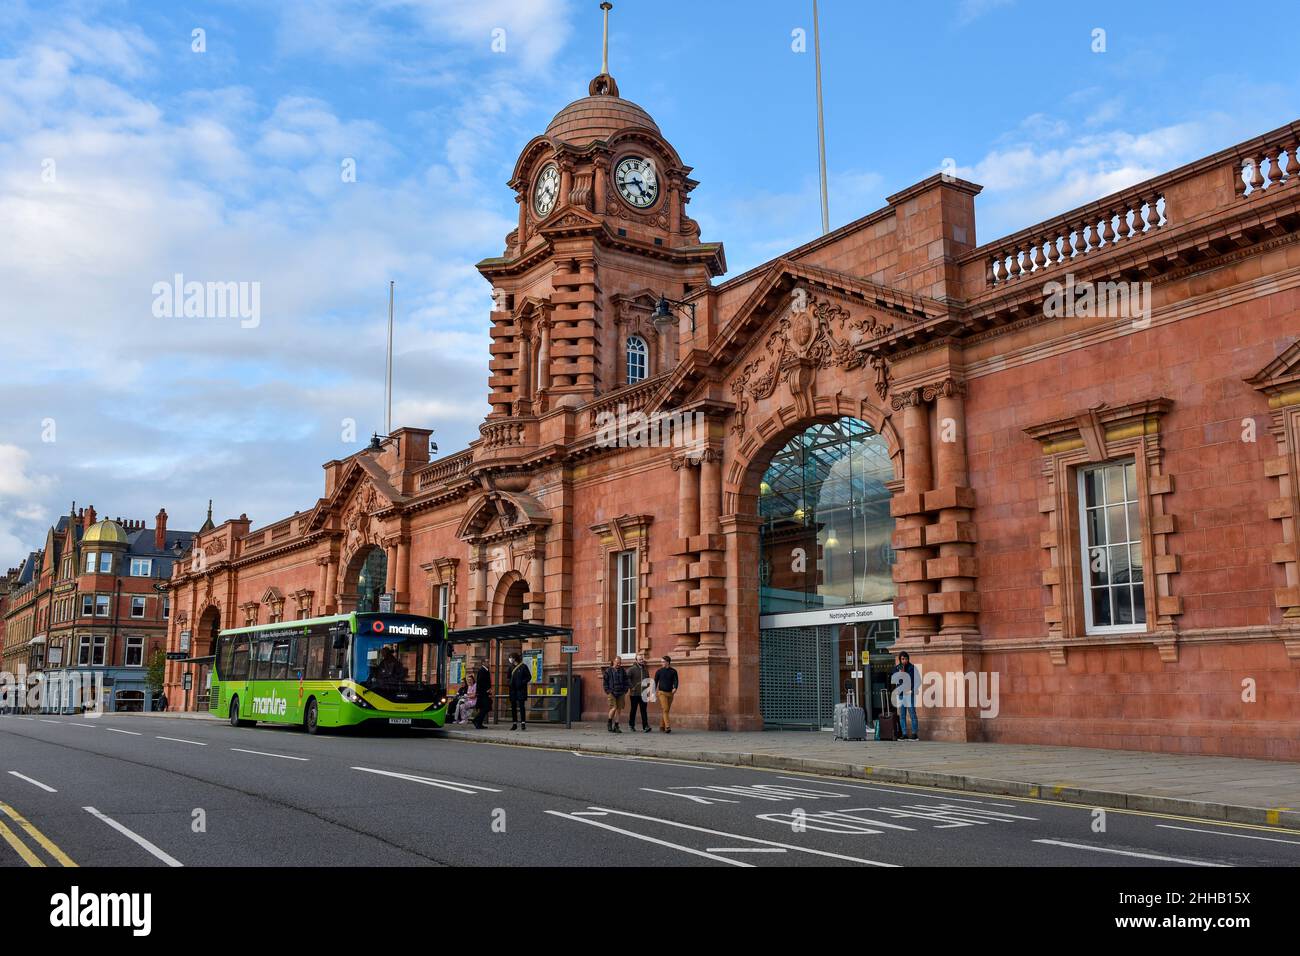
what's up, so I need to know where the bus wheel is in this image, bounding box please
[304,699,319,735]
[229,697,248,728]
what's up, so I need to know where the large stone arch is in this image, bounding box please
[338,543,386,613]
[724,394,903,518]
[717,396,903,731]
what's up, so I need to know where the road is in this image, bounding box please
[1,713,1297,868]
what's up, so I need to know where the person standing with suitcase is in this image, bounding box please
[893,652,920,740]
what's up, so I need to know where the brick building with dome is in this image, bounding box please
[162,41,1300,757]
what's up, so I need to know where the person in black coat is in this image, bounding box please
[507,652,533,730]
[471,661,492,729]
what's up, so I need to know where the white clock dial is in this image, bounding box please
[533,163,560,216]
[615,156,659,208]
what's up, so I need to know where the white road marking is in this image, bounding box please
[231,748,309,762]
[13,717,35,721]
[570,751,715,770]
[1033,839,1230,866]
[706,847,786,854]
[83,807,183,867]
[1156,824,1300,846]
[155,736,206,746]
[545,810,753,866]
[641,787,738,804]
[576,806,896,866]
[774,776,1024,807]
[106,728,142,736]
[38,720,62,725]
[6,771,56,793]
[351,767,501,795]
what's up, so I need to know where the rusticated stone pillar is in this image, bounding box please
[695,446,727,652]
[395,536,411,612]
[928,381,979,634]
[891,390,937,638]
[670,454,701,653]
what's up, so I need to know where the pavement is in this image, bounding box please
[2,712,1299,868]
[434,720,1300,829]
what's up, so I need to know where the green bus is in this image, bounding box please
[210,612,451,733]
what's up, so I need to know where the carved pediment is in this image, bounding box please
[1247,340,1300,403]
[729,288,898,431]
[456,491,551,543]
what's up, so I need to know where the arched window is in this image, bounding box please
[626,335,648,384]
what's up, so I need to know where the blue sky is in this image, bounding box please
[1,0,1297,567]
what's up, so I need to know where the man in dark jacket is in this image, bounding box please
[508,652,532,731]
[892,652,919,740]
[653,656,679,733]
[626,654,651,732]
[471,660,492,729]
[603,656,630,733]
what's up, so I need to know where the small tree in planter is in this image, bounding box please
[146,648,167,710]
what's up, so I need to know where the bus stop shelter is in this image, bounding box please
[445,622,577,726]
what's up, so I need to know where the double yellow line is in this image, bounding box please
[0,801,76,867]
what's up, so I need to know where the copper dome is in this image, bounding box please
[545,78,660,146]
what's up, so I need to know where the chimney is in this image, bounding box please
[83,505,96,530]
[155,509,168,549]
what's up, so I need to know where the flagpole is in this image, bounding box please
[813,0,830,235]
[385,280,394,436]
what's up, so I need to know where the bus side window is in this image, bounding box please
[231,637,250,680]
[291,635,307,679]
[306,634,326,680]
[252,639,272,681]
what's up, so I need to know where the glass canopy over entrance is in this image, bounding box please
[757,417,898,729]
[758,417,895,615]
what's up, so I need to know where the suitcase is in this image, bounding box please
[833,689,867,741]
[875,689,899,741]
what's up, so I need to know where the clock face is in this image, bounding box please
[533,163,559,216]
[615,156,659,208]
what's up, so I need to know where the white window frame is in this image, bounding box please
[98,552,112,574]
[626,335,648,385]
[437,583,450,622]
[125,636,144,667]
[615,549,638,656]
[78,637,92,666]
[95,594,110,617]
[81,595,94,616]
[130,596,147,618]
[163,596,170,620]
[92,635,107,666]
[1077,459,1146,635]
[85,552,96,573]
[130,558,152,577]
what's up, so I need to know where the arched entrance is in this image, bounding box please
[193,606,221,712]
[753,417,898,729]
[341,546,387,613]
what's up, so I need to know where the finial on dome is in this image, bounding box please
[589,2,618,97]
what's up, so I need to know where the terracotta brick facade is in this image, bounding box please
[164,73,1300,759]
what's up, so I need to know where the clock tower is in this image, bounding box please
[477,4,725,417]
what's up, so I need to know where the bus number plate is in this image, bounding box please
[388,718,413,725]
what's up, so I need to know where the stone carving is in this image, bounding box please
[342,484,379,558]
[730,292,895,434]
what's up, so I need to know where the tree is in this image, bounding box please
[146,647,166,694]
